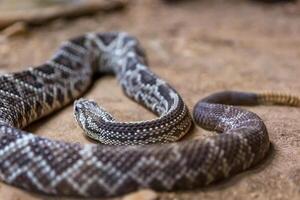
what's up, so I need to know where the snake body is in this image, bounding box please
[0,32,299,197]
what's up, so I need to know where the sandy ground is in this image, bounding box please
[0,0,300,199]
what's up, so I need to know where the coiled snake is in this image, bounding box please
[0,32,299,197]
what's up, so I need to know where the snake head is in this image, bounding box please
[73,98,115,132]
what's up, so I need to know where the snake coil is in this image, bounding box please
[0,32,298,197]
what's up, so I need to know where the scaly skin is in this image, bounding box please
[0,32,298,197]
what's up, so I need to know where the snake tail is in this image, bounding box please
[193,90,299,183]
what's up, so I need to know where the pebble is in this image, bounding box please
[122,189,158,200]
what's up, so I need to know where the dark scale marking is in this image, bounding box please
[96,32,118,46]
[69,36,87,49]
[61,45,83,58]
[53,55,78,71]
[56,88,65,104]
[74,80,86,93]
[36,64,56,76]
[66,87,73,101]
[140,70,157,85]
[14,71,44,89]
[125,57,138,71]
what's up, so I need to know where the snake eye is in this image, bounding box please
[74,105,79,113]
[74,100,84,113]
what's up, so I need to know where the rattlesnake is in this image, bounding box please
[0,32,299,197]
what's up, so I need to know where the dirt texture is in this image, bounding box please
[0,0,300,199]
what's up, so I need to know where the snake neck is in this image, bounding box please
[86,32,184,117]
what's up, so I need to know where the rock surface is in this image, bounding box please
[0,0,299,199]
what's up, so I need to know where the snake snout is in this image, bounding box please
[73,99,85,113]
[73,99,94,118]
